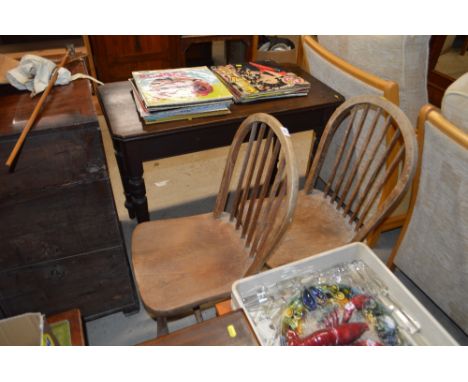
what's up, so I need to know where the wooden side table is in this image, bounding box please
[139,310,259,346]
[98,64,343,223]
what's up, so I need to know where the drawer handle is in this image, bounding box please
[48,265,66,281]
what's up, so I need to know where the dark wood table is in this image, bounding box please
[139,310,259,346]
[98,65,344,222]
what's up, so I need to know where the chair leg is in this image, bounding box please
[194,307,203,323]
[156,317,169,337]
[262,263,272,271]
[366,228,381,247]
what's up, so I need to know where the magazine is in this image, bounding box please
[132,66,233,110]
[211,61,310,103]
[130,79,231,124]
[139,109,231,125]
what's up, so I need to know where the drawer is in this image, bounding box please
[0,246,138,319]
[0,180,123,269]
[0,124,107,201]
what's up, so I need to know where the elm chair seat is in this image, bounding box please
[132,212,252,316]
[267,190,355,268]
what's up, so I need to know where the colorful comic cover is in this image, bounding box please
[211,62,310,103]
[129,79,231,124]
[132,66,233,109]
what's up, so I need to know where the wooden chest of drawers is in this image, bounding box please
[0,60,138,320]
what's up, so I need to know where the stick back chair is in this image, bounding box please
[301,35,429,239]
[131,113,298,335]
[267,95,418,268]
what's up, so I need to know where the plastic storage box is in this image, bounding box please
[232,243,458,345]
[255,36,300,65]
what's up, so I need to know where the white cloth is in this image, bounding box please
[6,54,102,96]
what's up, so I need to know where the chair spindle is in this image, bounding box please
[322,107,358,196]
[235,123,267,229]
[230,122,259,221]
[250,156,286,255]
[339,109,385,208]
[357,146,405,226]
[330,104,371,202]
[343,116,393,216]
[349,128,402,223]
[241,128,275,238]
[245,139,282,246]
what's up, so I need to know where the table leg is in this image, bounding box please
[307,114,330,174]
[113,139,136,219]
[306,129,322,174]
[306,131,316,175]
[124,151,150,223]
[129,177,149,222]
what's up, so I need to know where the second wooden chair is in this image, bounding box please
[131,113,298,335]
[267,95,418,268]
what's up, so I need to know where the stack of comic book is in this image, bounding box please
[211,61,310,103]
[130,66,233,124]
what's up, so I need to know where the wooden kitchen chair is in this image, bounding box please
[267,95,418,268]
[301,35,430,239]
[131,113,298,335]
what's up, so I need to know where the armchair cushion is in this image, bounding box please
[441,72,468,133]
[318,36,430,125]
[304,40,383,99]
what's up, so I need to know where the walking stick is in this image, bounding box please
[5,45,75,172]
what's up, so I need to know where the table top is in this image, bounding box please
[139,310,259,346]
[0,60,97,139]
[98,64,343,140]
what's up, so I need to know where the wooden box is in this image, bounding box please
[0,60,138,320]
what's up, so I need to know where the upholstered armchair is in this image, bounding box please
[301,35,431,234]
[387,72,468,334]
[302,35,430,125]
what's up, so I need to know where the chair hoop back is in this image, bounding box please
[304,95,417,241]
[214,113,298,275]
